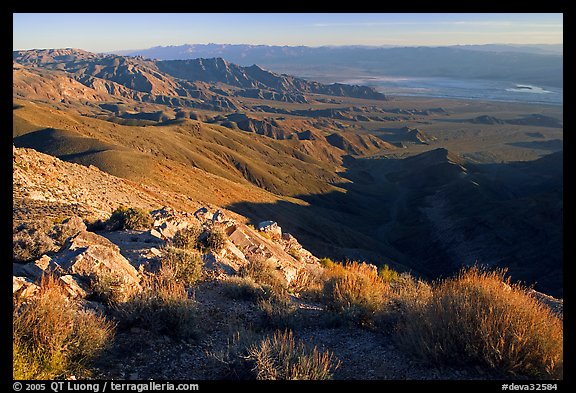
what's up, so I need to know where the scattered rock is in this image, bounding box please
[149,247,162,257]
[149,229,163,240]
[194,207,209,221]
[212,209,224,223]
[258,220,282,237]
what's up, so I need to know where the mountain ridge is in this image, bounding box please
[110,43,563,87]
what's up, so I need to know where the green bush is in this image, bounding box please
[201,226,227,253]
[89,272,127,305]
[396,267,563,379]
[378,264,400,283]
[108,206,153,230]
[172,224,203,250]
[246,330,340,380]
[13,275,114,379]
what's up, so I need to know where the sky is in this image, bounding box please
[13,13,563,52]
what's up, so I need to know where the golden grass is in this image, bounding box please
[322,260,392,325]
[396,267,563,379]
[247,330,340,380]
[13,275,114,379]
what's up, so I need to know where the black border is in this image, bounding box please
[8,5,570,391]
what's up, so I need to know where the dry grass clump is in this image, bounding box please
[114,268,199,340]
[396,266,563,379]
[13,275,114,379]
[222,276,263,301]
[322,260,392,326]
[238,257,289,300]
[160,245,204,285]
[246,330,340,380]
[237,258,297,327]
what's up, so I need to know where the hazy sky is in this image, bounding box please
[13,13,563,52]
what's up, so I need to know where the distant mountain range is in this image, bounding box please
[112,43,563,87]
[13,48,385,113]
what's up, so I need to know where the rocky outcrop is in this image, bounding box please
[257,220,282,238]
[13,230,142,302]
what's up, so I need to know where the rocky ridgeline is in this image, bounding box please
[13,145,321,305]
[13,204,320,305]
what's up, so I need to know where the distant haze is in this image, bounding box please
[13,13,562,52]
[112,43,563,89]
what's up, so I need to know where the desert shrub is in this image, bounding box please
[13,275,114,379]
[201,225,227,253]
[223,276,264,301]
[378,264,400,283]
[257,296,299,329]
[208,330,260,379]
[322,261,391,326]
[13,220,59,263]
[319,257,337,268]
[389,273,432,313]
[160,246,204,285]
[172,224,203,250]
[86,218,107,231]
[89,272,127,305]
[108,206,153,230]
[237,259,297,327]
[239,258,289,300]
[114,268,199,340]
[396,266,563,379]
[288,267,325,301]
[246,330,340,380]
[13,216,88,263]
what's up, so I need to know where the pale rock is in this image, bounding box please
[56,231,141,300]
[149,247,162,257]
[224,240,247,262]
[212,209,224,223]
[150,228,163,239]
[158,221,177,239]
[59,274,89,299]
[203,252,236,275]
[13,276,39,299]
[258,220,282,237]
[228,226,253,249]
[12,255,61,281]
[61,216,87,233]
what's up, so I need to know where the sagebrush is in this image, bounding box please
[13,275,114,379]
[246,330,340,380]
[396,267,563,379]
